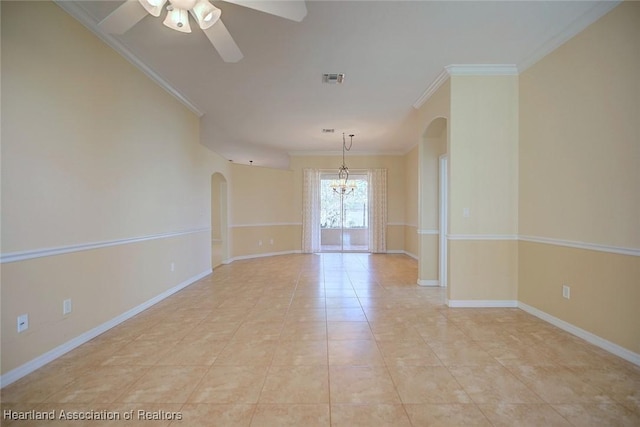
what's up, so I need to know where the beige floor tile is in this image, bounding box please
[271,340,328,365]
[188,365,269,404]
[327,322,374,341]
[100,339,174,366]
[175,404,255,426]
[329,366,401,404]
[52,339,131,368]
[231,322,283,341]
[552,402,640,427]
[427,339,498,366]
[213,340,278,366]
[330,404,412,426]
[201,308,250,323]
[377,340,443,366]
[250,404,330,427]
[44,366,149,403]
[4,253,636,426]
[324,289,358,298]
[448,365,543,404]
[507,365,615,404]
[1,365,80,403]
[568,365,640,411]
[154,338,225,366]
[478,403,573,427]
[280,321,327,341]
[259,366,329,403]
[286,308,327,322]
[328,340,385,366]
[288,297,326,310]
[326,308,368,322]
[368,321,424,341]
[415,322,469,343]
[325,297,361,308]
[403,403,492,426]
[181,321,240,342]
[116,366,207,403]
[388,366,472,404]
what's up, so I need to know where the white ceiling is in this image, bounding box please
[61,0,618,168]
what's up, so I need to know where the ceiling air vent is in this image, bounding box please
[322,73,345,84]
[322,129,335,133]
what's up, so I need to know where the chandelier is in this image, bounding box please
[331,133,356,196]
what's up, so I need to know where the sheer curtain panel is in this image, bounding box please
[302,168,321,253]
[368,168,387,253]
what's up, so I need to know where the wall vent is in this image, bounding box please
[322,73,345,84]
[322,128,335,133]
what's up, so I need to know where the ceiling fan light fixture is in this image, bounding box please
[163,7,192,33]
[138,0,167,17]
[190,0,221,29]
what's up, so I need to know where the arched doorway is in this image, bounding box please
[418,117,448,287]
[211,172,228,268]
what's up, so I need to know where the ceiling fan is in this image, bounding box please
[99,0,307,62]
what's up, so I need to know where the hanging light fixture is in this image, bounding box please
[163,5,192,33]
[331,133,356,196]
[149,0,221,33]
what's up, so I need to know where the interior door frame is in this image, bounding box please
[439,155,448,287]
[319,170,369,252]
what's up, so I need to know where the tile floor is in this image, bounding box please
[2,253,639,426]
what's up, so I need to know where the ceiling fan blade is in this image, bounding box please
[203,20,244,63]
[99,0,149,34]
[223,0,307,22]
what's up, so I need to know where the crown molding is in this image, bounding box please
[53,1,204,118]
[413,64,518,109]
[445,64,519,76]
[413,68,450,109]
[517,0,622,72]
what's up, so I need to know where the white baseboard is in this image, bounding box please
[226,250,302,263]
[418,279,440,287]
[0,269,212,388]
[404,251,418,260]
[447,300,519,308]
[386,250,418,260]
[518,302,640,367]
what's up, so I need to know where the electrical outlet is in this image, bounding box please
[258,240,263,246]
[17,314,29,333]
[170,262,175,272]
[270,238,274,245]
[63,299,72,315]
[562,285,571,299]
[463,207,470,218]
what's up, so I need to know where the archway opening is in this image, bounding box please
[418,117,448,287]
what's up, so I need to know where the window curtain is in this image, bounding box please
[301,168,321,253]
[368,168,387,253]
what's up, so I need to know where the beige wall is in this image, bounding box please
[1,2,229,375]
[228,163,297,258]
[230,163,296,226]
[449,75,519,236]
[518,2,640,353]
[448,75,519,301]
